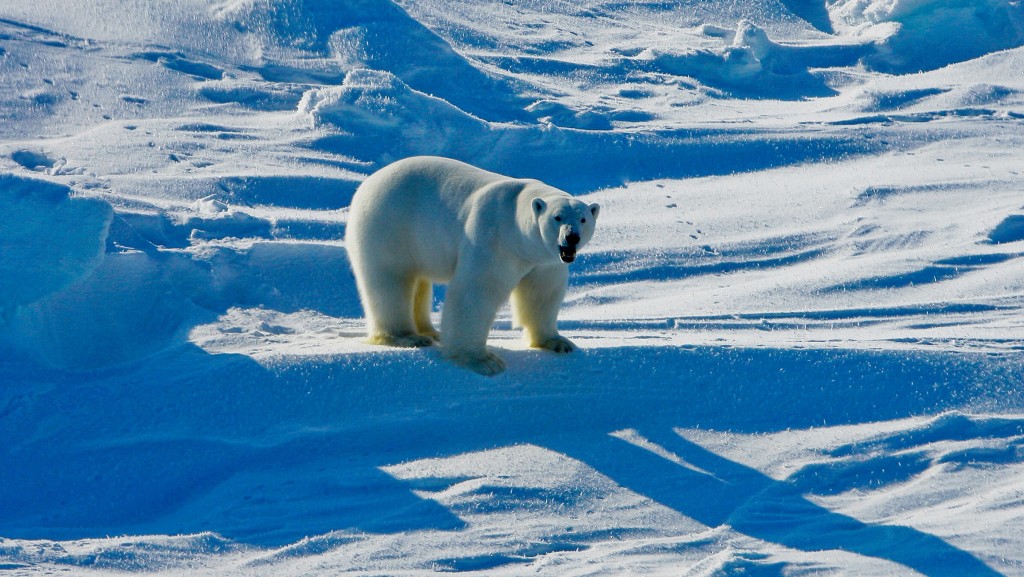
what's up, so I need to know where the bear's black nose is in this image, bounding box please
[566,231,580,246]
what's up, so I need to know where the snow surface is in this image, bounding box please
[2,0,1024,575]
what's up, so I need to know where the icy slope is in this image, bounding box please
[2,0,1024,576]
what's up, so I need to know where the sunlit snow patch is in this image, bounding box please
[188,307,370,360]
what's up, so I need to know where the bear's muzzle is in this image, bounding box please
[559,229,581,263]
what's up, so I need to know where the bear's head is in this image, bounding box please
[532,196,600,263]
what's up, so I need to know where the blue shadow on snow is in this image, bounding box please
[1,342,1020,575]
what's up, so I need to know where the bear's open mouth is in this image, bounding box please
[559,245,576,263]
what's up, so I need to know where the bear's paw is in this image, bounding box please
[538,335,576,354]
[446,350,507,376]
[369,333,438,348]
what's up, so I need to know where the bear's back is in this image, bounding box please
[347,156,521,281]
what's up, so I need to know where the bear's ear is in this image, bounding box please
[532,198,547,216]
[589,203,601,220]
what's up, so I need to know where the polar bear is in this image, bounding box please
[346,156,600,376]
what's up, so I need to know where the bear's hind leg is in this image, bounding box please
[361,270,435,348]
[413,278,440,341]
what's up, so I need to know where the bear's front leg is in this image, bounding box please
[511,263,575,353]
[440,264,518,376]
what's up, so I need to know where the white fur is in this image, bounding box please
[346,156,599,375]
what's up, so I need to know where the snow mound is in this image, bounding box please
[0,179,356,369]
[0,175,112,320]
[298,69,489,163]
[216,0,528,120]
[829,0,1024,72]
[643,21,867,99]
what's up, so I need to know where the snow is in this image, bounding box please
[0,176,112,321]
[2,0,1024,575]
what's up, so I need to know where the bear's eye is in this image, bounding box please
[554,216,562,222]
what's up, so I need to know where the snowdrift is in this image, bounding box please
[0,176,111,319]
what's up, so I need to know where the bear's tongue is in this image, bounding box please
[559,245,576,263]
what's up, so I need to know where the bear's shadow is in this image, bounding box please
[2,337,1014,577]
